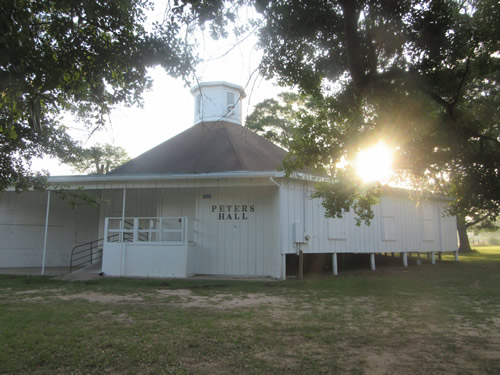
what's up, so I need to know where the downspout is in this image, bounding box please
[269,176,280,188]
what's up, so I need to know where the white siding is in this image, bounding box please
[0,191,99,267]
[193,185,281,278]
[280,182,458,254]
[96,182,282,278]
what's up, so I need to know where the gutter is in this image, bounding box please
[47,171,286,184]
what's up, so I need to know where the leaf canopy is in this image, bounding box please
[0,0,194,191]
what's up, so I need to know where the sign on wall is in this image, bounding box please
[211,205,255,220]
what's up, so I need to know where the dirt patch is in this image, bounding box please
[16,288,61,295]
[156,289,287,309]
[156,289,192,297]
[56,292,144,303]
[188,283,230,289]
[22,296,46,302]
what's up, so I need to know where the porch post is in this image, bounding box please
[121,188,126,242]
[119,188,127,276]
[41,190,51,275]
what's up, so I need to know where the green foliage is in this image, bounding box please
[53,186,104,209]
[254,0,499,219]
[208,0,500,226]
[469,218,499,236]
[0,0,194,191]
[313,177,380,226]
[68,143,130,175]
[246,92,306,149]
[245,90,381,224]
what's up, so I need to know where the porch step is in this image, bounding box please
[58,262,103,281]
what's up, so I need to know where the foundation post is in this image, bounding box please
[298,250,304,280]
[454,251,459,262]
[431,252,436,265]
[280,254,286,280]
[332,253,338,276]
[370,253,376,271]
[402,252,408,267]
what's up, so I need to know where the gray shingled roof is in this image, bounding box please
[108,121,287,175]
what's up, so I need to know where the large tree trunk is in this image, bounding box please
[457,215,472,252]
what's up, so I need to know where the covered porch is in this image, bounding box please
[57,174,283,279]
[102,216,193,278]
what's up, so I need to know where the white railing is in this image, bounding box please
[104,217,189,244]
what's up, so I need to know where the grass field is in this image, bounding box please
[1,247,499,374]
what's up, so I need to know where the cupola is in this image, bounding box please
[190,81,246,125]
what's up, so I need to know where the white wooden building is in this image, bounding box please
[0,82,458,279]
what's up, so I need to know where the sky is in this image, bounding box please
[33,2,284,176]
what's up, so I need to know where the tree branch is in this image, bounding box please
[451,57,470,109]
[340,1,366,89]
[465,213,492,229]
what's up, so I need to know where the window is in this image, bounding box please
[328,217,346,240]
[195,94,201,117]
[422,202,434,241]
[227,92,235,112]
[381,197,397,241]
[382,216,397,241]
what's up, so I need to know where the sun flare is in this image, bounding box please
[355,142,393,183]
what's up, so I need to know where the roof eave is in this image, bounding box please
[47,170,286,184]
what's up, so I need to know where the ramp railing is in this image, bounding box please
[69,220,147,272]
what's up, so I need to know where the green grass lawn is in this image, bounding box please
[1,248,499,374]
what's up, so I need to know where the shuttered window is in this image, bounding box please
[227,92,235,111]
[328,217,346,240]
[381,196,397,241]
[423,202,434,241]
[195,94,201,116]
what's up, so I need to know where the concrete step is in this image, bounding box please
[58,262,103,281]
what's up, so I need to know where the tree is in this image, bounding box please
[469,219,498,236]
[246,92,306,150]
[68,144,130,175]
[247,88,497,249]
[186,0,500,245]
[247,91,381,225]
[1,0,194,191]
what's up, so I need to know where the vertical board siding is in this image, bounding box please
[1,178,458,272]
[95,182,281,278]
[281,183,458,254]
[0,191,99,267]
[193,185,279,277]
